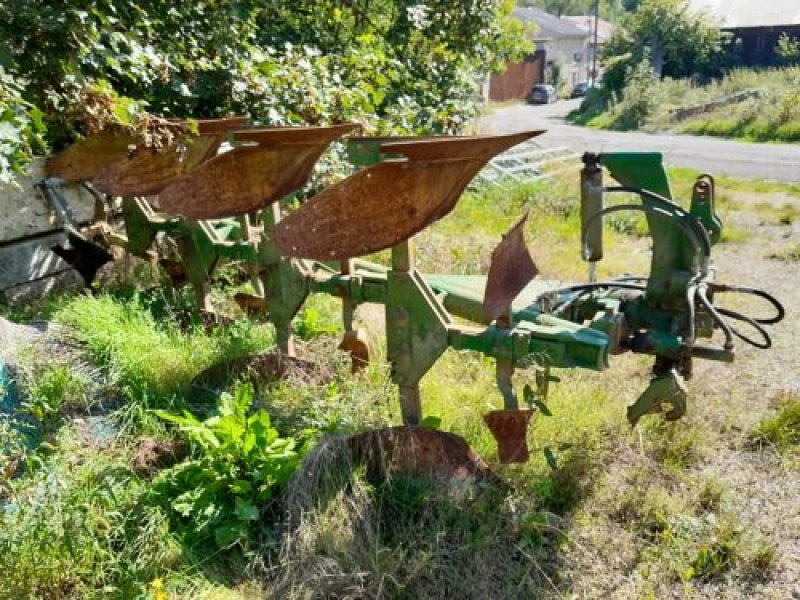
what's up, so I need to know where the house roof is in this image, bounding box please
[562,15,615,42]
[687,0,800,29]
[512,7,590,41]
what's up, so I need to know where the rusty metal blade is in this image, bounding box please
[275,132,543,260]
[46,117,248,186]
[157,124,358,219]
[379,130,545,161]
[233,122,360,145]
[483,213,538,322]
[347,427,504,485]
[92,134,220,197]
[483,409,533,464]
[45,131,134,182]
[193,116,250,135]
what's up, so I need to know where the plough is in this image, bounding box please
[39,120,784,465]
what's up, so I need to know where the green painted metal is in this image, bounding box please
[689,176,722,245]
[102,140,783,456]
[599,153,692,306]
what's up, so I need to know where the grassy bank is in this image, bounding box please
[572,67,800,143]
[1,170,798,598]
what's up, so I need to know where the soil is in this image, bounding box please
[130,437,188,476]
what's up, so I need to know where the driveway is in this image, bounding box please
[479,99,800,183]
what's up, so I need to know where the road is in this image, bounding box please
[479,98,800,183]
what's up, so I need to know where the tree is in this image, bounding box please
[600,0,729,93]
[0,0,531,166]
[776,33,800,66]
[517,0,628,21]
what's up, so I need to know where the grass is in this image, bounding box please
[769,243,800,262]
[572,66,800,143]
[0,169,794,598]
[747,393,800,457]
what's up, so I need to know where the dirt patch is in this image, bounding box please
[0,317,45,361]
[130,436,188,476]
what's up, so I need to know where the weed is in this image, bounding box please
[151,383,310,551]
[21,361,90,430]
[720,226,751,244]
[639,418,705,471]
[695,476,726,512]
[53,293,272,409]
[0,437,181,598]
[574,66,800,143]
[609,478,687,537]
[747,393,800,454]
[272,437,554,599]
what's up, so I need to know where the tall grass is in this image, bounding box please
[573,66,800,143]
[1,169,790,598]
[53,293,273,404]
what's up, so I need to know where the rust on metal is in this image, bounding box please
[274,131,544,261]
[233,122,360,146]
[234,292,268,313]
[338,329,370,372]
[45,117,249,186]
[483,212,538,322]
[380,131,544,162]
[483,409,534,464]
[346,426,504,486]
[91,134,221,197]
[44,131,134,182]
[157,123,360,220]
[191,116,250,135]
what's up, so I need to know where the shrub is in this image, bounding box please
[0,67,46,185]
[150,383,310,551]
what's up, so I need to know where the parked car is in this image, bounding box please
[570,82,593,98]
[527,84,558,104]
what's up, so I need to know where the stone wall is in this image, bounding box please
[0,158,96,297]
[0,158,95,242]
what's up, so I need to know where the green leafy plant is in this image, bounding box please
[0,67,46,186]
[151,383,310,549]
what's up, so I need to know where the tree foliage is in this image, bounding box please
[0,67,47,185]
[776,34,800,66]
[0,0,530,180]
[518,0,628,21]
[600,0,729,93]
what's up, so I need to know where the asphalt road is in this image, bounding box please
[479,98,800,183]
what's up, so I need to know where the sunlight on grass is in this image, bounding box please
[53,294,273,402]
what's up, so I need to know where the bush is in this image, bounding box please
[609,58,660,130]
[0,67,46,185]
[150,383,310,551]
[0,0,530,175]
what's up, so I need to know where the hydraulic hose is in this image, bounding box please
[709,284,785,325]
[697,284,734,351]
[581,204,705,269]
[603,185,713,258]
[716,307,772,350]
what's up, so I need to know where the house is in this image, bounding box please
[562,15,615,81]
[488,8,613,102]
[688,0,800,65]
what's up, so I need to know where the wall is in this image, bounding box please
[0,158,95,296]
[489,51,546,101]
[541,36,591,89]
[730,25,800,65]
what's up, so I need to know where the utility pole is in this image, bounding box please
[592,0,600,85]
